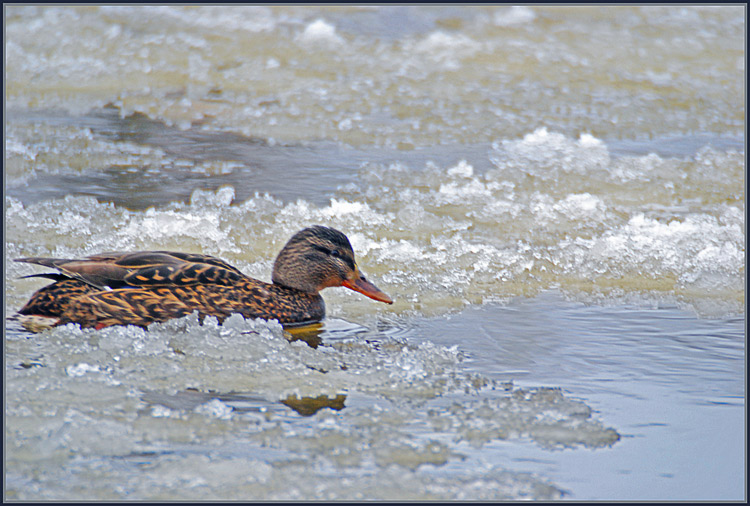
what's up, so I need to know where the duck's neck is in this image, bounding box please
[271,267,321,295]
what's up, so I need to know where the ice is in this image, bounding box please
[297,19,344,46]
[205,6,269,32]
[5,137,37,160]
[491,128,611,178]
[493,6,537,27]
[414,31,481,61]
[446,159,473,178]
[373,440,453,470]
[151,405,180,419]
[189,186,235,207]
[320,198,367,217]
[65,363,102,377]
[588,213,744,278]
[194,399,234,420]
[5,121,168,189]
[126,210,223,240]
[551,193,607,221]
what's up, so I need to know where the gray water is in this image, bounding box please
[4,5,746,501]
[418,295,745,500]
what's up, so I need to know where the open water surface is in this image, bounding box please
[4,5,746,501]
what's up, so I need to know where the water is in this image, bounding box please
[4,5,746,501]
[418,297,745,500]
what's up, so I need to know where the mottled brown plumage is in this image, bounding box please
[15,226,392,330]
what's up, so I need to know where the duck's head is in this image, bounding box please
[272,226,393,304]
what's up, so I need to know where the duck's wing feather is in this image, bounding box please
[140,251,243,273]
[15,251,246,290]
[121,261,245,287]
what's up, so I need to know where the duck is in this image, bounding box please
[14,225,393,330]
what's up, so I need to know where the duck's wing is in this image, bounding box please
[16,253,134,289]
[146,251,243,273]
[15,251,246,290]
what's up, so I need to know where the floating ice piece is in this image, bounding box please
[447,160,474,178]
[151,404,180,418]
[492,128,611,177]
[414,31,480,67]
[5,138,37,160]
[190,186,235,207]
[494,6,536,26]
[121,208,229,244]
[195,399,234,420]
[65,363,101,377]
[577,132,604,147]
[322,198,367,217]
[298,19,344,45]
[130,6,277,33]
[552,193,607,220]
[416,31,480,54]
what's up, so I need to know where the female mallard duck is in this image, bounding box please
[15,226,393,330]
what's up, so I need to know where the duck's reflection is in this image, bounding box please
[282,321,325,348]
[280,394,346,416]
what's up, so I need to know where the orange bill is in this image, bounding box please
[342,271,393,304]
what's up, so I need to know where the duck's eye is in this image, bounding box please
[330,250,340,258]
